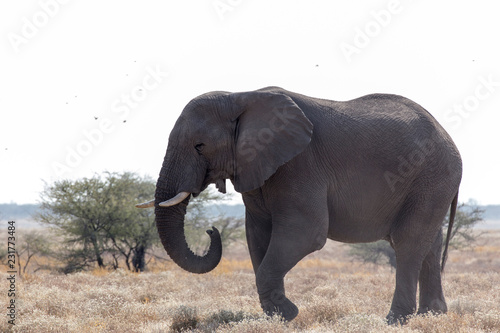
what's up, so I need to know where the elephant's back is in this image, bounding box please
[307,93,459,157]
[265,89,462,187]
[305,92,461,201]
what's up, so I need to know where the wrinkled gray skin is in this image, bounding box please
[146,87,462,324]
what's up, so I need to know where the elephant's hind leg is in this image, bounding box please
[387,249,421,325]
[417,229,447,315]
[387,198,450,325]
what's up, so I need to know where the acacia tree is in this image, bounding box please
[38,176,110,269]
[37,172,157,272]
[106,203,157,272]
[348,202,484,269]
[443,203,484,250]
[15,230,52,277]
[101,173,158,272]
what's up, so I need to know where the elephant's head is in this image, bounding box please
[137,88,313,273]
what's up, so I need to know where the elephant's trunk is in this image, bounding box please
[154,165,222,274]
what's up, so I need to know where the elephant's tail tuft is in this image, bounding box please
[441,192,459,272]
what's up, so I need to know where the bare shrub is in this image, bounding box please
[217,315,286,333]
[477,310,500,332]
[170,306,199,332]
[200,309,249,332]
[449,297,482,315]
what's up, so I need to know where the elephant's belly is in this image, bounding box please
[326,183,399,243]
[327,215,392,243]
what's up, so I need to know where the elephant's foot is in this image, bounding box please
[387,299,447,325]
[385,311,412,326]
[260,290,299,321]
[417,299,447,316]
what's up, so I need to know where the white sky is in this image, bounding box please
[1,0,499,206]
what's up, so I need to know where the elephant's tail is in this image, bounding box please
[441,192,459,272]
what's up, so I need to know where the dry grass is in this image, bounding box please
[2,231,499,332]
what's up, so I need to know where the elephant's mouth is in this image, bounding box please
[202,169,229,194]
[215,179,226,193]
[196,179,226,195]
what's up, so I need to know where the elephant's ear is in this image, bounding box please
[231,91,313,193]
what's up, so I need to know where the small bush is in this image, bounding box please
[449,297,481,315]
[477,310,500,331]
[217,315,287,333]
[207,309,246,324]
[170,306,199,332]
[169,308,251,332]
[294,302,349,329]
[200,309,248,331]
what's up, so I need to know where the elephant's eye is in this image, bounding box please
[195,143,205,154]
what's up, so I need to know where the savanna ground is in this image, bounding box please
[2,231,500,332]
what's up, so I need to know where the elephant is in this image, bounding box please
[136,86,462,324]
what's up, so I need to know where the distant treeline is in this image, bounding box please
[2,202,500,221]
[0,203,39,219]
[483,205,500,220]
[1,203,245,220]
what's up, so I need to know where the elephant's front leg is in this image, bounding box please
[254,210,328,321]
[256,254,299,321]
[245,207,272,274]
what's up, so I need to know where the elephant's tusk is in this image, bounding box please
[135,199,155,208]
[159,191,191,207]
